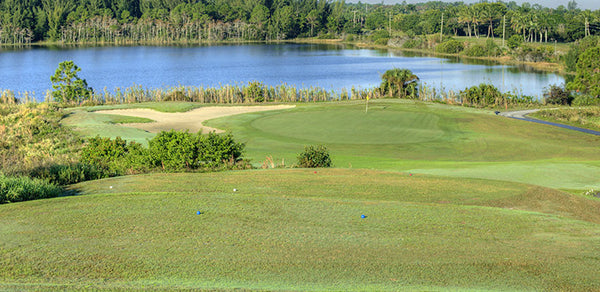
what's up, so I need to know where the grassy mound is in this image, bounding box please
[1,169,599,290]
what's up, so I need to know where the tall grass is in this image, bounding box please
[0,174,63,203]
[31,82,542,109]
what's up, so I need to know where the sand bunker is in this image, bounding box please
[96,105,295,133]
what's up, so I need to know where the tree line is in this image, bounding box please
[0,0,598,44]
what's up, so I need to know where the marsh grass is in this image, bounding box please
[1,169,599,290]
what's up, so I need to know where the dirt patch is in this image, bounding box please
[95,105,295,133]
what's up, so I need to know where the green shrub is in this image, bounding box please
[436,39,464,54]
[484,39,500,57]
[370,29,390,45]
[464,45,487,57]
[297,145,332,168]
[544,84,573,105]
[402,38,423,49]
[197,132,245,168]
[0,174,63,204]
[379,68,419,99]
[30,163,107,185]
[242,81,266,102]
[572,95,600,106]
[460,84,504,107]
[149,130,246,171]
[149,130,199,171]
[81,136,148,175]
[567,46,600,97]
[506,35,523,50]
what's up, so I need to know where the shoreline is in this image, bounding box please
[1,38,565,74]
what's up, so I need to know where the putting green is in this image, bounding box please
[250,107,444,144]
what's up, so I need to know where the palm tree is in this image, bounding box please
[458,5,472,38]
[379,68,419,98]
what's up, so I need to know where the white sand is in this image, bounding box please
[95,105,295,133]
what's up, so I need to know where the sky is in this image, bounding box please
[359,0,598,10]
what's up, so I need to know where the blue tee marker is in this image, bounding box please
[361,214,366,219]
[197,211,202,215]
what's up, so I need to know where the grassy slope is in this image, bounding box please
[206,100,600,191]
[1,169,599,290]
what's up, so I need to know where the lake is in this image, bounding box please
[0,44,564,101]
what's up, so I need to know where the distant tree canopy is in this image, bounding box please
[0,0,598,44]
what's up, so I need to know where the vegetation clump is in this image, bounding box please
[436,39,464,54]
[0,174,63,204]
[460,84,504,107]
[544,84,573,105]
[50,61,93,104]
[297,145,332,168]
[83,130,246,174]
[379,69,419,99]
[567,46,600,99]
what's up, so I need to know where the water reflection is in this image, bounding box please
[0,43,564,101]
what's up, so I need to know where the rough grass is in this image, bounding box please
[531,107,600,131]
[82,101,206,113]
[61,109,155,145]
[1,169,599,291]
[106,115,154,124]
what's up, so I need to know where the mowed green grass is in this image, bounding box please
[1,169,599,290]
[62,100,600,190]
[206,100,600,191]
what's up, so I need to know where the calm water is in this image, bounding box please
[0,44,564,100]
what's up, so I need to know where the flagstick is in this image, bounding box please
[365,97,369,113]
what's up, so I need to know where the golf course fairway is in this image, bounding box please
[1,169,599,290]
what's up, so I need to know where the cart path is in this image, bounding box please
[498,109,600,136]
[95,105,295,133]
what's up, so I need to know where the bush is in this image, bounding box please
[149,130,245,171]
[460,84,504,107]
[379,68,419,99]
[242,81,265,102]
[567,46,600,97]
[484,39,501,57]
[197,132,245,168]
[463,45,487,57]
[572,95,600,106]
[81,136,147,175]
[402,37,424,49]
[544,84,573,105]
[0,174,63,204]
[148,130,199,171]
[30,163,107,185]
[297,145,332,168]
[370,29,390,45]
[436,39,464,54]
[507,35,523,50]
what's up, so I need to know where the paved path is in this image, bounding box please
[498,109,600,136]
